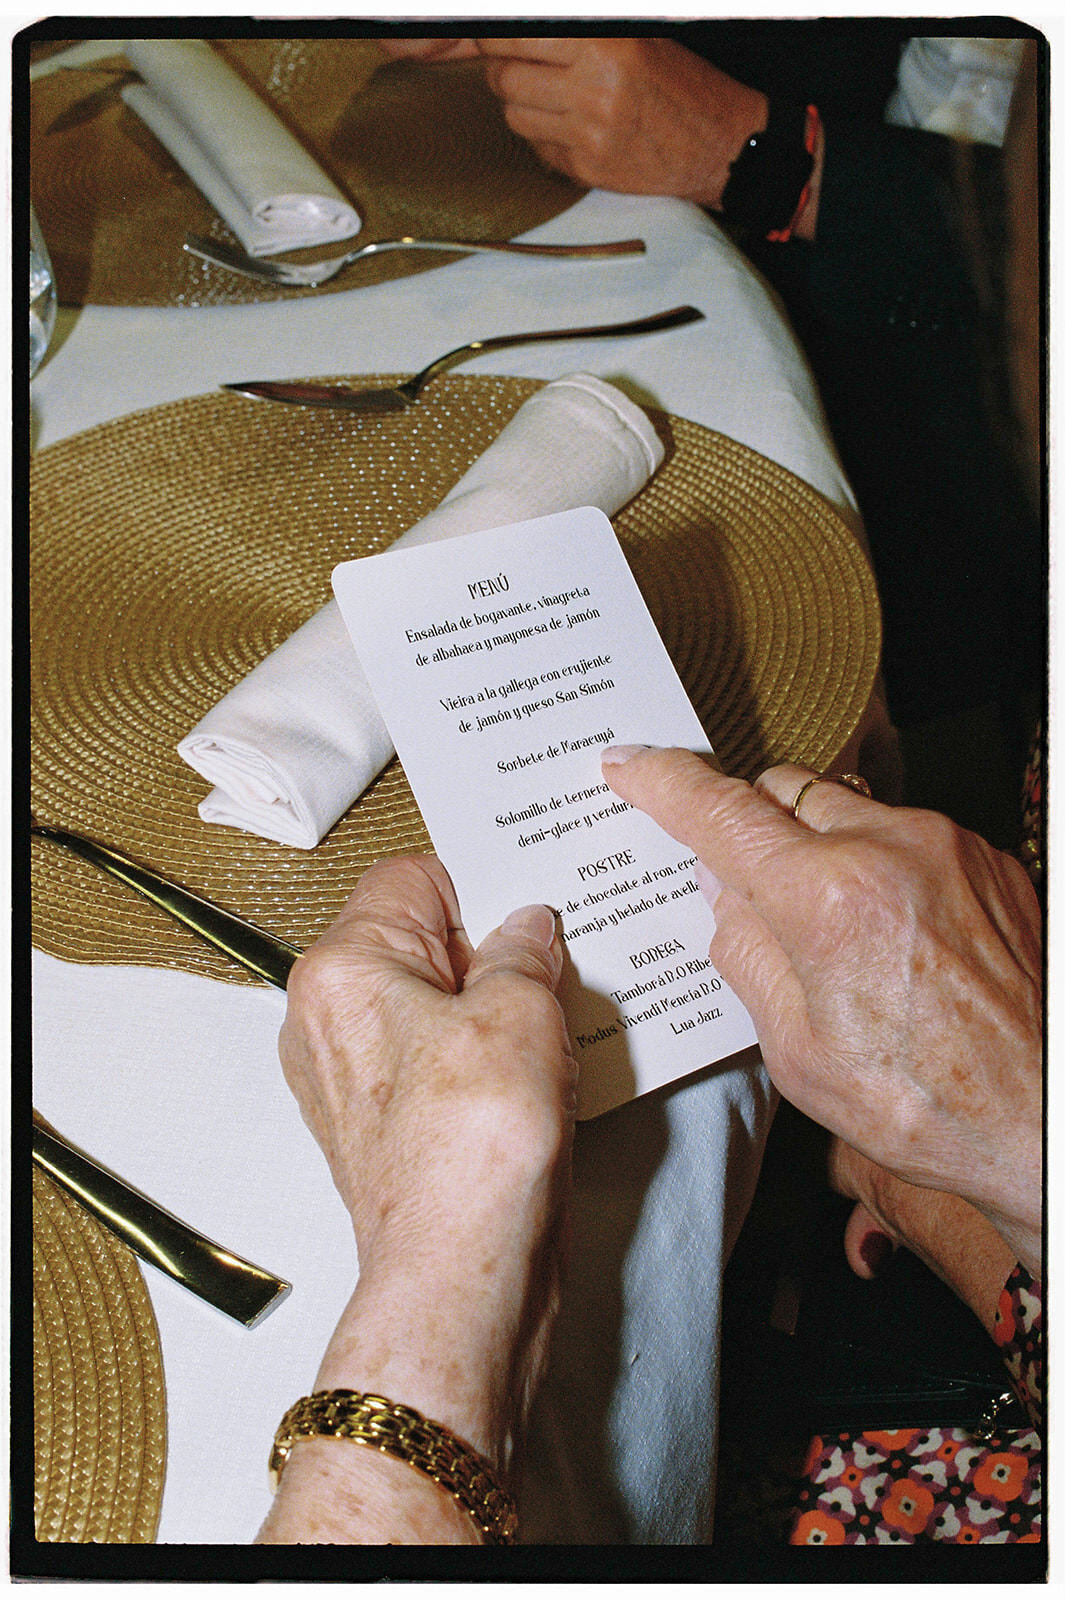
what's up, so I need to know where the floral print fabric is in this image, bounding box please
[1019,723,1043,891]
[788,1266,1042,1545]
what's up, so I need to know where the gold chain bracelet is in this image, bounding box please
[269,1389,518,1545]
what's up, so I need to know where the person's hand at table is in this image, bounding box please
[827,1137,1019,1338]
[600,747,1042,1276]
[476,38,769,210]
[377,36,481,63]
[378,37,798,221]
[259,855,576,1545]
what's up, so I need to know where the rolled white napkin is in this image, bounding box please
[29,40,129,79]
[120,40,361,256]
[179,374,664,848]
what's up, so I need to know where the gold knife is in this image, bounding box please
[31,821,300,988]
[31,821,299,1321]
[33,1112,291,1327]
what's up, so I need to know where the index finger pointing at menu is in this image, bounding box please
[600,746,807,904]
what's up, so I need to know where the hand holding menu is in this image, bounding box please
[333,508,757,1117]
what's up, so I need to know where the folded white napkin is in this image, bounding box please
[121,40,361,256]
[29,40,129,79]
[179,374,664,847]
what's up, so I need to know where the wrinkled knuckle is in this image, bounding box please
[284,945,347,1024]
[480,963,535,1004]
[480,942,560,991]
[484,970,567,1043]
[918,809,964,857]
[893,808,966,868]
[356,854,438,915]
[286,946,390,1063]
[516,950,562,992]
[815,838,898,938]
[356,854,411,895]
[651,754,717,820]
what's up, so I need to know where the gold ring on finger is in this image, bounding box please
[790,771,872,822]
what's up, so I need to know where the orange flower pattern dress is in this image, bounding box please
[788,1266,1042,1544]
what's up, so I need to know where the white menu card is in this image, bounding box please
[333,508,757,1117]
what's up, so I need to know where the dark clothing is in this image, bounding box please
[673,23,1044,730]
[675,18,911,116]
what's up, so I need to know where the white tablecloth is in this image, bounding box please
[30,188,860,1544]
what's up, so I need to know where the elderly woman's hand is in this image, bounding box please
[262,855,576,1543]
[601,748,1042,1275]
[827,1138,1019,1336]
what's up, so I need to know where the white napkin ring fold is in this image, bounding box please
[178,374,665,847]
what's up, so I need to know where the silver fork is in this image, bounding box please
[183,230,646,289]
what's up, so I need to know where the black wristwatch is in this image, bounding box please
[720,99,816,241]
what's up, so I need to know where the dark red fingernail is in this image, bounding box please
[859,1231,892,1275]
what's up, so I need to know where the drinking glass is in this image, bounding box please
[30,205,57,377]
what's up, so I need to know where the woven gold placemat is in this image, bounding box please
[28,38,584,307]
[33,1166,167,1542]
[30,374,880,981]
